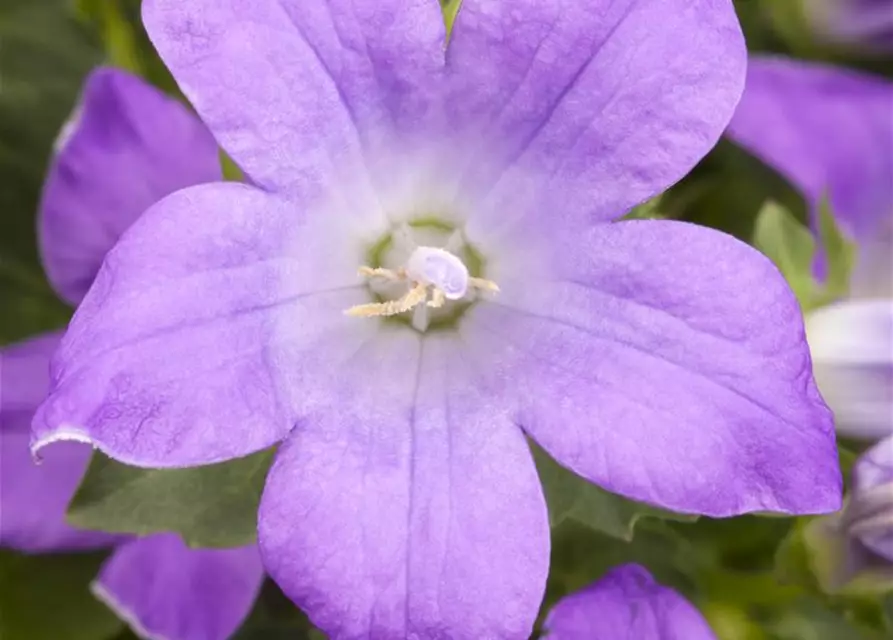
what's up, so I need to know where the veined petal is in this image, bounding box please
[258,331,549,639]
[39,67,221,306]
[142,0,446,198]
[465,220,841,516]
[1,332,119,552]
[32,182,374,467]
[93,534,263,640]
[806,299,893,441]
[448,0,745,230]
[727,57,893,241]
[544,564,717,640]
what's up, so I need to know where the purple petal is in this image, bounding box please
[142,0,446,196]
[39,66,221,306]
[448,0,745,228]
[727,57,893,241]
[466,220,841,516]
[853,436,893,493]
[1,332,118,552]
[258,332,549,639]
[32,182,373,466]
[544,564,717,640]
[94,534,263,640]
[806,299,893,440]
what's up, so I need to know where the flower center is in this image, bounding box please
[345,220,498,332]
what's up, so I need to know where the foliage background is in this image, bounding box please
[0,1,890,638]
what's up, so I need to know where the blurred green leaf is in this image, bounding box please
[231,580,320,640]
[539,520,699,629]
[0,549,122,640]
[752,198,855,312]
[68,449,275,548]
[816,196,856,302]
[76,0,180,94]
[532,444,696,541]
[0,0,99,344]
[768,598,887,640]
[753,200,817,306]
[774,520,821,592]
[673,140,808,244]
[623,195,667,220]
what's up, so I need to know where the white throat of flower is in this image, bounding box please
[345,224,499,332]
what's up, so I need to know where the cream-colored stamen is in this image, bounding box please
[468,277,500,293]
[427,288,446,309]
[345,282,428,317]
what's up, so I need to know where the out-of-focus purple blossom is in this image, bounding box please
[846,436,893,561]
[805,0,893,51]
[543,564,716,640]
[29,2,842,636]
[0,67,263,640]
[805,437,893,592]
[728,56,893,441]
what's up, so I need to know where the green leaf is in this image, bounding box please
[68,449,275,548]
[752,200,818,307]
[752,198,857,313]
[623,195,666,220]
[532,443,696,541]
[816,195,856,303]
[0,550,123,640]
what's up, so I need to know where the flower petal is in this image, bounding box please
[32,182,372,467]
[93,534,263,640]
[544,564,717,639]
[806,299,893,441]
[448,0,745,228]
[142,0,446,196]
[466,219,842,516]
[258,331,549,639]
[1,332,119,552]
[39,67,221,306]
[727,57,893,241]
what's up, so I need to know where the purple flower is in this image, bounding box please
[32,2,841,636]
[727,56,893,440]
[805,436,893,592]
[846,436,893,562]
[0,67,263,640]
[543,564,716,639]
[806,0,893,51]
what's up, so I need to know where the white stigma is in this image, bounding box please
[345,244,498,325]
[405,247,469,300]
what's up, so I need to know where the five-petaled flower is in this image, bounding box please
[31,1,842,637]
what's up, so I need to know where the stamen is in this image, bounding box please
[345,283,428,317]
